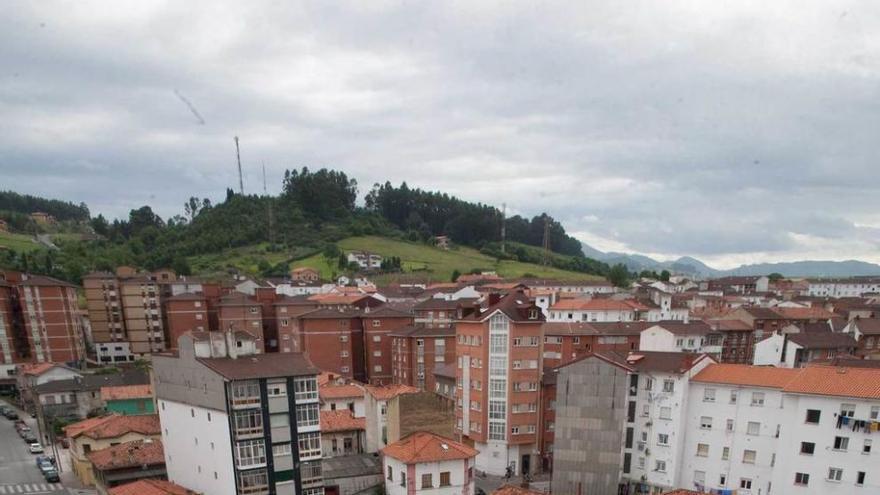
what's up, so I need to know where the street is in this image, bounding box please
[0,400,64,494]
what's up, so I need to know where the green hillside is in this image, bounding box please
[0,232,40,252]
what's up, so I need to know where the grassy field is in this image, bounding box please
[188,243,312,278]
[0,232,40,252]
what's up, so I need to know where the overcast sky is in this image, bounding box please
[3,1,879,269]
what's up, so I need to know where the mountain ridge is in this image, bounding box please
[581,242,880,278]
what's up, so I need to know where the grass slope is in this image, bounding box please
[0,232,40,252]
[293,236,602,283]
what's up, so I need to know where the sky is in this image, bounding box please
[3,1,880,269]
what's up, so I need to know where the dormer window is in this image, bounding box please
[528,309,539,320]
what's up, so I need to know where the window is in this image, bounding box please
[339,335,348,343]
[386,466,392,481]
[722,447,730,460]
[742,449,756,464]
[747,421,760,436]
[234,410,263,435]
[833,436,849,451]
[373,350,382,357]
[272,443,292,456]
[800,442,815,455]
[267,382,287,397]
[660,407,672,419]
[730,390,737,404]
[663,380,674,393]
[341,350,349,357]
[400,471,406,487]
[704,388,716,402]
[740,478,752,490]
[840,403,856,417]
[235,439,267,468]
[696,443,709,457]
[751,392,765,406]
[828,467,843,482]
[655,460,666,472]
[294,377,318,401]
[857,471,866,486]
[700,416,712,429]
[794,472,809,486]
[805,409,821,424]
[421,473,432,489]
[863,439,872,453]
[372,319,381,327]
[439,472,451,487]
[644,378,654,391]
[296,403,320,428]
[657,433,669,445]
[298,432,321,458]
[726,419,735,432]
[719,474,727,486]
[374,365,382,372]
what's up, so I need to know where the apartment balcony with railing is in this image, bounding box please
[230,381,262,409]
[300,460,324,490]
[237,468,270,495]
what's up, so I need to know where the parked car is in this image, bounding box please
[17,425,32,436]
[37,458,54,474]
[43,469,59,483]
[28,443,44,454]
[23,433,37,444]
[4,409,19,420]
[0,405,9,415]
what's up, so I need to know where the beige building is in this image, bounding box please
[64,414,161,486]
[120,277,165,354]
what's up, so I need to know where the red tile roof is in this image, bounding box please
[109,479,199,495]
[492,485,545,495]
[101,384,152,401]
[694,364,880,399]
[320,410,366,432]
[381,431,478,464]
[550,298,637,311]
[320,383,365,400]
[87,439,164,470]
[20,362,61,376]
[661,491,709,495]
[773,307,835,320]
[365,384,419,401]
[65,414,161,440]
[692,364,801,389]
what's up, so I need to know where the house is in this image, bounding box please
[65,414,162,486]
[101,384,155,415]
[17,362,81,411]
[364,384,420,453]
[152,330,323,495]
[321,410,366,457]
[547,298,638,323]
[842,318,880,358]
[639,321,723,357]
[88,439,166,494]
[320,381,366,417]
[290,266,320,283]
[347,252,383,270]
[753,331,858,368]
[30,211,56,224]
[381,431,478,495]
[705,276,769,294]
[433,236,450,250]
[108,479,198,495]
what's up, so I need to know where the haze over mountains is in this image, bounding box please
[580,243,880,278]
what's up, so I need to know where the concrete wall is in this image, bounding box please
[551,356,628,495]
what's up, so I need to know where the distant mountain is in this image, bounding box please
[580,242,880,278]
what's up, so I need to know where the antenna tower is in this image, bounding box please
[542,215,550,266]
[263,162,275,245]
[234,136,244,194]
[501,203,507,255]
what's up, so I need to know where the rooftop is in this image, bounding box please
[109,479,199,495]
[197,352,318,380]
[388,325,456,338]
[458,290,543,323]
[364,383,419,401]
[492,486,546,495]
[65,414,161,440]
[320,410,366,432]
[433,363,456,379]
[88,439,164,471]
[541,321,650,336]
[101,384,153,401]
[550,298,638,311]
[319,383,365,400]
[692,364,801,389]
[33,369,149,394]
[381,431,478,464]
[853,318,880,335]
[786,331,857,350]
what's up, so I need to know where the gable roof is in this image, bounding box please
[381,431,478,464]
[648,321,715,336]
[782,365,880,400]
[458,290,543,323]
[320,410,366,432]
[773,307,835,320]
[65,414,161,440]
[109,479,199,495]
[550,298,637,311]
[854,318,880,335]
[101,384,153,401]
[692,364,801,389]
[33,369,149,394]
[320,383,365,400]
[388,325,456,338]
[197,352,318,380]
[364,384,419,401]
[786,332,857,350]
[557,350,712,375]
[541,321,650,337]
[88,439,164,471]
[492,485,546,495]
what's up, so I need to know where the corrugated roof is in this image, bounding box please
[381,431,478,464]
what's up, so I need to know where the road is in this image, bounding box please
[0,400,64,494]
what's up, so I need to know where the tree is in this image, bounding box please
[90,214,109,236]
[768,272,784,282]
[608,263,631,288]
[660,269,671,282]
[451,269,461,282]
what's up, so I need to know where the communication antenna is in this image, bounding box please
[263,162,275,245]
[234,136,244,194]
[500,203,507,255]
[542,215,550,266]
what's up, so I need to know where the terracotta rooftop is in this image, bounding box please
[773,307,835,320]
[365,383,419,401]
[550,298,637,311]
[853,318,880,335]
[109,479,199,495]
[388,325,456,338]
[88,439,164,471]
[706,319,752,331]
[320,383,365,400]
[541,321,650,336]
[101,384,152,401]
[492,485,546,495]
[783,365,880,400]
[381,431,478,464]
[65,414,161,440]
[19,362,62,376]
[692,364,801,389]
[459,290,543,323]
[308,293,370,305]
[320,410,366,432]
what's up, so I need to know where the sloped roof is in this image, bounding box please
[706,319,752,331]
[854,318,880,335]
[649,321,715,336]
[786,332,857,350]
[363,306,413,318]
[381,431,478,464]
[550,298,637,311]
[541,321,650,336]
[101,384,152,401]
[365,384,419,401]
[109,479,199,495]
[197,352,318,380]
[320,383,365,400]
[320,410,366,432]
[18,274,78,288]
[65,414,161,440]
[33,369,149,394]
[299,307,363,319]
[388,325,456,338]
[88,439,164,470]
[458,291,542,323]
[773,307,835,320]
[692,364,802,389]
[783,365,880,400]
[492,485,545,495]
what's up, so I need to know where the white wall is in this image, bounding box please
[321,397,366,418]
[159,399,236,495]
[383,457,473,495]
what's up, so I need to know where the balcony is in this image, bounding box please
[234,425,264,440]
[231,396,262,409]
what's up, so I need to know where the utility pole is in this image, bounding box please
[263,162,275,246]
[501,203,507,255]
[542,215,550,266]
[234,136,244,195]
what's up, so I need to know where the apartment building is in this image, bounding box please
[119,276,166,355]
[83,272,126,349]
[153,330,324,495]
[165,293,209,348]
[547,298,638,323]
[708,319,757,364]
[841,318,880,358]
[294,308,364,380]
[217,293,266,351]
[10,273,85,364]
[753,331,857,368]
[390,326,456,391]
[0,279,19,370]
[639,321,724,357]
[455,291,544,476]
[549,351,716,495]
[362,307,414,385]
[412,298,475,328]
[540,321,646,369]
[807,277,880,298]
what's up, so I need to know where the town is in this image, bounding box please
[1,265,878,495]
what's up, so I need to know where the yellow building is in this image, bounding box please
[64,414,161,486]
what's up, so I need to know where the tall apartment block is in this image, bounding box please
[390,325,456,391]
[455,291,544,476]
[153,330,324,495]
[0,272,84,367]
[119,276,165,354]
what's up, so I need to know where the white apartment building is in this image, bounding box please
[381,431,477,495]
[639,322,723,356]
[547,298,637,322]
[807,278,880,298]
[153,330,324,495]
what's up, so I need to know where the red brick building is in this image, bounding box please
[455,291,545,476]
[361,307,413,385]
[390,326,456,391]
[274,295,320,353]
[540,321,647,369]
[164,294,209,348]
[217,293,265,351]
[296,308,365,381]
